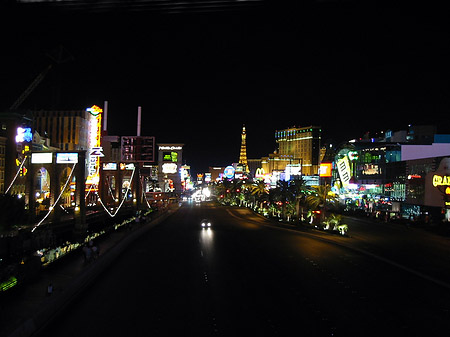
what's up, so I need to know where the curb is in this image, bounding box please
[8,208,178,337]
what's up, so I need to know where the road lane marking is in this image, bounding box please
[227,208,450,291]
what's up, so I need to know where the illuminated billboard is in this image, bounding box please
[56,153,78,164]
[319,163,332,177]
[31,152,52,164]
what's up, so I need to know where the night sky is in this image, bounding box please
[1,1,449,174]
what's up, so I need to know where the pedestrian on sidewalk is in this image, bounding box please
[47,282,53,296]
[82,244,92,263]
[92,243,99,260]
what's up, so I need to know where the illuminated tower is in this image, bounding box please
[239,125,249,173]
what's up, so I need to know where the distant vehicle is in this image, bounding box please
[200,219,212,228]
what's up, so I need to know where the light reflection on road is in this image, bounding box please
[200,227,215,263]
[200,228,214,245]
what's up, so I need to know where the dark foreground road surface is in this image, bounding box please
[40,203,450,336]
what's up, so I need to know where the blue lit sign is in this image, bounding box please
[16,127,32,143]
[224,166,235,179]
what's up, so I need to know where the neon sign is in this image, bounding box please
[16,127,32,143]
[85,105,103,185]
[433,175,450,187]
[255,168,265,178]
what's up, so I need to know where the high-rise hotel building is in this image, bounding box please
[274,126,321,176]
[33,110,91,151]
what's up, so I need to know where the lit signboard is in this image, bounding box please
[285,164,301,178]
[31,153,52,164]
[319,163,333,177]
[337,156,351,186]
[16,127,33,143]
[86,105,103,184]
[56,153,78,164]
[433,175,450,187]
[255,168,265,178]
[163,152,178,162]
[224,166,235,179]
[120,163,135,170]
[103,162,118,170]
[162,163,177,174]
[86,105,103,116]
[159,146,182,151]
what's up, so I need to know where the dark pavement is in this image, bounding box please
[34,203,450,337]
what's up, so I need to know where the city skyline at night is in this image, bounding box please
[2,1,448,173]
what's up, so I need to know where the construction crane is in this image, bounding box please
[9,64,52,110]
[9,45,73,110]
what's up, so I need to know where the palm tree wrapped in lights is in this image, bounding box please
[306,184,338,227]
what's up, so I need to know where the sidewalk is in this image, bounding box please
[1,208,177,337]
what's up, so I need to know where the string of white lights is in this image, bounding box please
[85,165,100,199]
[32,163,77,232]
[140,178,152,210]
[97,166,136,217]
[5,156,27,194]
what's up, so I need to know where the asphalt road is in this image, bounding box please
[41,203,450,336]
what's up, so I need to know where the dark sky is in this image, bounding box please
[1,1,449,174]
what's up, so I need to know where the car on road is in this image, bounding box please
[200,219,212,228]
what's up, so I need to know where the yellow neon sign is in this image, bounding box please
[433,175,450,187]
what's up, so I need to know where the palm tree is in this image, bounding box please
[306,184,338,225]
[251,180,269,211]
[288,177,309,222]
[271,180,295,220]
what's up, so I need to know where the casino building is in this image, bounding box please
[260,126,322,180]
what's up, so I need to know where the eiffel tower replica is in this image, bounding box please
[239,125,249,173]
